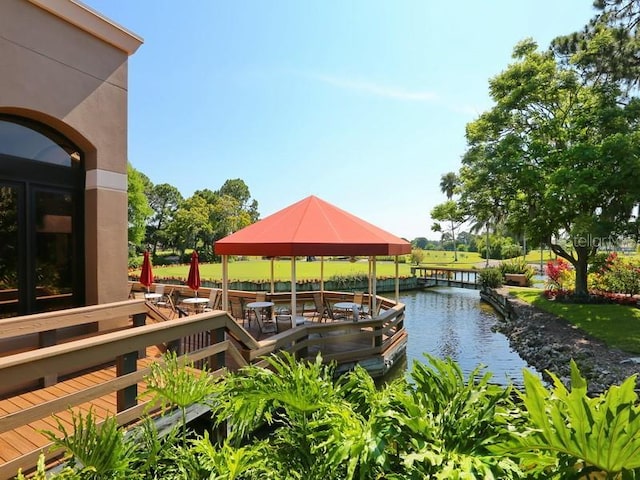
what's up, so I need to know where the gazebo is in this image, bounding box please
[214,195,412,327]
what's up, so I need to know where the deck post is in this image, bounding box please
[210,328,226,370]
[39,330,58,387]
[133,312,146,357]
[374,325,382,347]
[116,351,138,412]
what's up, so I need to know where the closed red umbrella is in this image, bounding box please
[140,250,154,293]
[187,250,201,296]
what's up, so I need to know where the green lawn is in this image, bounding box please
[509,287,640,354]
[418,250,483,268]
[136,258,414,283]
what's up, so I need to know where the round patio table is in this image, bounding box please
[182,297,209,313]
[334,301,358,321]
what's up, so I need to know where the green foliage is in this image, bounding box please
[500,243,523,259]
[15,454,80,480]
[127,163,153,248]
[459,37,640,297]
[596,252,640,296]
[191,432,272,478]
[500,258,535,286]
[326,272,369,289]
[144,351,217,444]
[500,258,531,275]
[479,267,503,288]
[411,249,425,265]
[504,361,640,477]
[510,288,640,354]
[391,355,520,478]
[23,352,640,479]
[42,409,138,479]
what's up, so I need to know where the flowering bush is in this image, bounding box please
[593,252,640,297]
[545,258,574,292]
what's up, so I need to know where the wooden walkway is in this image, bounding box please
[0,290,407,479]
[410,266,481,289]
[0,350,159,469]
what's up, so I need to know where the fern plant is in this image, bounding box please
[506,360,640,478]
[41,409,139,480]
[144,350,217,445]
[389,354,522,478]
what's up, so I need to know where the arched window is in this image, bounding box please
[0,115,84,318]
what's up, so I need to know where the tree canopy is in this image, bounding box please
[127,163,152,246]
[459,38,640,296]
[126,172,260,260]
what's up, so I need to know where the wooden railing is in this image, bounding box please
[410,266,480,289]
[0,293,405,479]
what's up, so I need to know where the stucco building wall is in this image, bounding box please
[0,0,142,306]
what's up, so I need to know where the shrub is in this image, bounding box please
[501,243,523,259]
[545,258,574,291]
[479,267,503,288]
[411,249,424,265]
[596,252,640,297]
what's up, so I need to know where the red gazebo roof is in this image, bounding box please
[214,195,411,257]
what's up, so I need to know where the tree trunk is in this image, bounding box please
[573,246,590,298]
[549,242,593,299]
[451,219,458,262]
[485,227,490,267]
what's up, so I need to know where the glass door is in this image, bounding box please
[0,184,21,318]
[33,187,77,313]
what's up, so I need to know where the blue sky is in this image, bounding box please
[84,0,596,240]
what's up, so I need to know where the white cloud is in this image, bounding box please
[311,74,439,102]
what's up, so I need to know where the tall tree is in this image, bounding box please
[459,39,640,297]
[431,200,466,261]
[167,195,214,256]
[216,178,259,222]
[552,0,640,97]
[127,163,152,248]
[147,184,183,254]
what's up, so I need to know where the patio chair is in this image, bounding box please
[275,314,292,333]
[229,297,247,327]
[323,299,346,321]
[246,291,273,326]
[352,291,369,319]
[202,288,221,312]
[307,293,330,322]
[256,312,277,337]
[146,284,165,305]
[156,287,177,318]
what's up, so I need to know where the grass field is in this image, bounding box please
[509,287,640,354]
[137,259,414,283]
[135,249,563,281]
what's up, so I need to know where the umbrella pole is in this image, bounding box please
[320,256,324,301]
[270,258,275,294]
[222,255,229,312]
[371,257,377,316]
[291,258,296,329]
[395,255,400,304]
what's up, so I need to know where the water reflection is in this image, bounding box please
[399,287,535,386]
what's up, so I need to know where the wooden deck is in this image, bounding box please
[0,350,159,468]
[0,290,407,479]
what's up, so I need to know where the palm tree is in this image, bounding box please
[439,172,459,200]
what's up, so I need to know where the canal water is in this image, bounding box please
[398,287,534,386]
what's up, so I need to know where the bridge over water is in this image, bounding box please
[410,266,480,290]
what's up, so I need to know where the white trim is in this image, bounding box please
[27,0,143,55]
[85,169,127,192]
